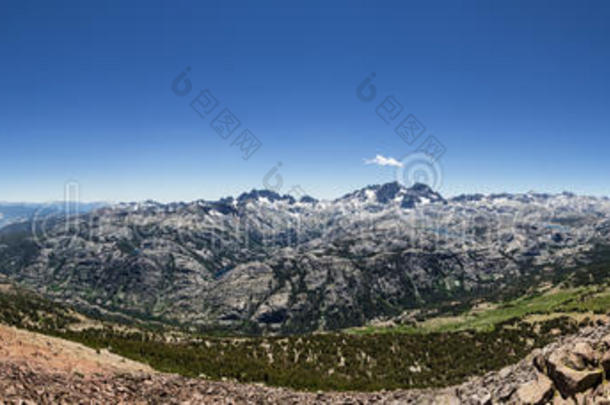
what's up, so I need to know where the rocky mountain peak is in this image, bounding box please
[375,181,403,203]
[299,195,318,204]
[236,189,295,205]
[333,181,446,210]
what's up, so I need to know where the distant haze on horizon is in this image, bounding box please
[1,0,609,203]
[1,181,607,206]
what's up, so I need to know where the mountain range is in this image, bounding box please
[0,202,104,229]
[1,182,609,334]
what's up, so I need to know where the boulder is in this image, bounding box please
[516,373,554,405]
[548,366,602,398]
[571,342,599,365]
[547,349,603,397]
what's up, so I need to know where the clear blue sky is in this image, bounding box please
[1,0,609,202]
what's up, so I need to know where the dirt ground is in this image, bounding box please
[0,324,152,376]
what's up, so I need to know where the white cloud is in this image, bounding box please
[364,154,403,168]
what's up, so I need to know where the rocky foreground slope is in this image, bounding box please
[1,183,610,334]
[2,323,610,404]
